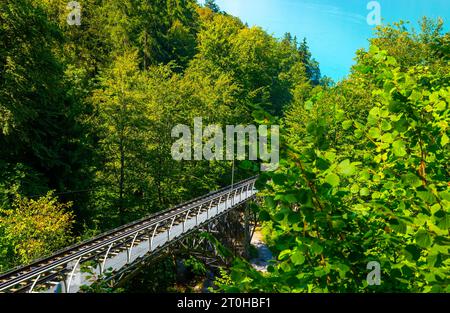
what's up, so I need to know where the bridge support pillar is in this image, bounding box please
[243,203,251,259]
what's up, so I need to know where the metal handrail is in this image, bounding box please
[0,177,257,293]
[0,176,258,280]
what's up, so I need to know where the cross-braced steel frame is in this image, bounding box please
[0,177,258,293]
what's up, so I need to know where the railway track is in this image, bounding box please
[0,176,258,293]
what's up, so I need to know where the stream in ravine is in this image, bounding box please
[197,229,273,292]
[249,229,273,272]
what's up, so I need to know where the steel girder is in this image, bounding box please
[0,177,258,293]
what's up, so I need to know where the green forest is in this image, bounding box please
[0,0,449,293]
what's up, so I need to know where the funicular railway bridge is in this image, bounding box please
[0,177,258,293]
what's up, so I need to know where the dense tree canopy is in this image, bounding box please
[0,0,318,271]
[217,20,449,293]
[0,0,447,294]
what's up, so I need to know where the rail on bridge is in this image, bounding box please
[0,177,258,293]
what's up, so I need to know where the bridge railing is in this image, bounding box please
[0,177,258,293]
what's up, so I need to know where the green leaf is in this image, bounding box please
[360,187,370,197]
[390,219,407,234]
[368,107,380,120]
[315,158,330,171]
[314,269,327,277]
[415,230,432,248]
[288,212,302,224]
[388,100,403,113]
[274,212,285,222]
[403,245,421,262]
[368,127,381,139]
[324,151,336,162]
[369,44,380,54]
[392,117,409,132]
[265,196,276,209]
[354,129,364,139]
[338,159,356,176]
[381,133,394,143]
[336,109,345,122]
[336,263,351,278]
[381,120,392,131]
[416,191,435,204]
[350,184,360,194]
[342,120,353,130]
[253,110,266,123]
[240,160,254,170]
[296,189,310,204]
[278,249,291,261]
[259,210,271,222]
[392,140,407,157]
[284,194,298,204]
[305,100,314,111]
[280,262,291,272]
[437,213,450,230]
[310,242,323,255]
[441,133,449,147]
[272,173,287,185]
[409,90,422,102]
[291,251,305,265]
[355,65,372,74]
[386,56,397,66]
[325,173,340,187]
[439,190,450,201]
[401,173,422,188]
[436,101,447,112]
[359,170,371,182]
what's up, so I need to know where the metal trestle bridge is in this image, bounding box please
[0,177,258,293]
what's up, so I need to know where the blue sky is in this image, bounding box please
[199,0,449,82]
